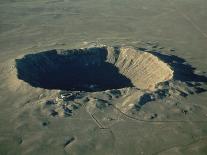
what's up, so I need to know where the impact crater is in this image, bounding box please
[15,46,173,92]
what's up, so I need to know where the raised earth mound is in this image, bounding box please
[14,45,207,120]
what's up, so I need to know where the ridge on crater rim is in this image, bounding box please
[108,47,173,91]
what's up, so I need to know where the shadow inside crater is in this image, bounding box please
[15,47,133,92]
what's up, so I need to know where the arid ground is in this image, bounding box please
[1,0,207,155]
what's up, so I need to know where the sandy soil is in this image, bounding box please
[1,0,207,155]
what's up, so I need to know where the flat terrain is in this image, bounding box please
[1,0,207,155]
